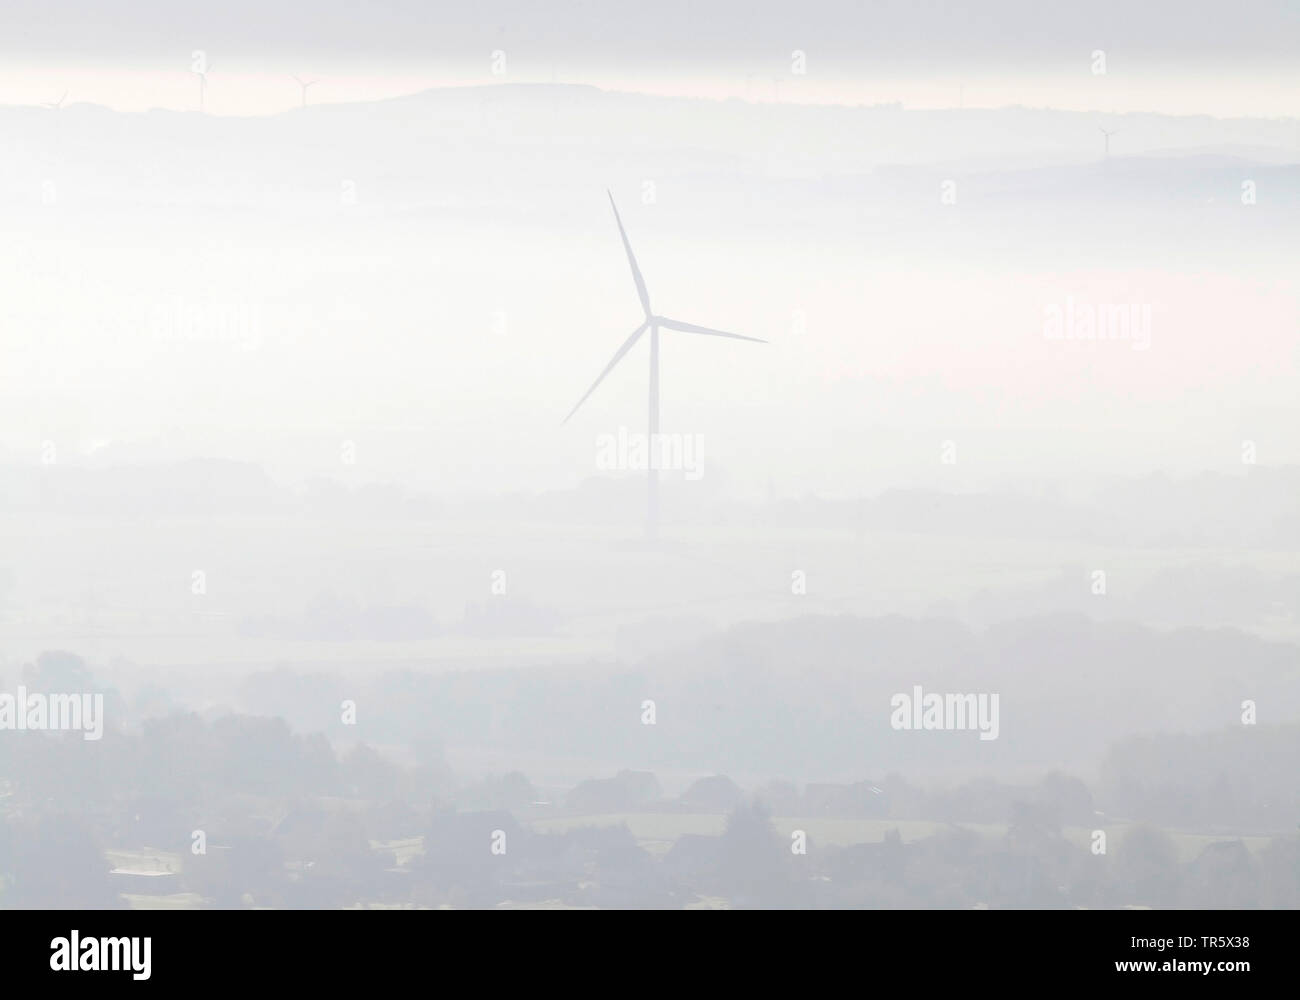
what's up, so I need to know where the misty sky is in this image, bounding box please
[0,5,1296,499]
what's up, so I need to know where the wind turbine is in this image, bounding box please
[292,75,316,108]
[1099,126,1120,158]
[564,191,766,539]
[42,92,67,110]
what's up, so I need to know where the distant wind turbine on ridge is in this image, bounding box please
[292,75,317,108]
[564,191,766,539]
[1099,126,1120,158]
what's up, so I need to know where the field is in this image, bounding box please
[3,511,1296,678]
[528,813,1277,862]
[105,814,1278,910]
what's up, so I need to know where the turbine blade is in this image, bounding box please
[607,191,652,317]
[657,317,767,343]
[562,322,648,423]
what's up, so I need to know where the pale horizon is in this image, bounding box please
[3,66,1299,120]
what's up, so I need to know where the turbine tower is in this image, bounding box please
[292,75,317,108]
[564,191,766,539]
[195,63,213,113]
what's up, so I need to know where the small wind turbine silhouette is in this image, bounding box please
[564,191,766,539]
[292,75,316,108]
[1099,126,1120,158]
[42,92,67,110]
